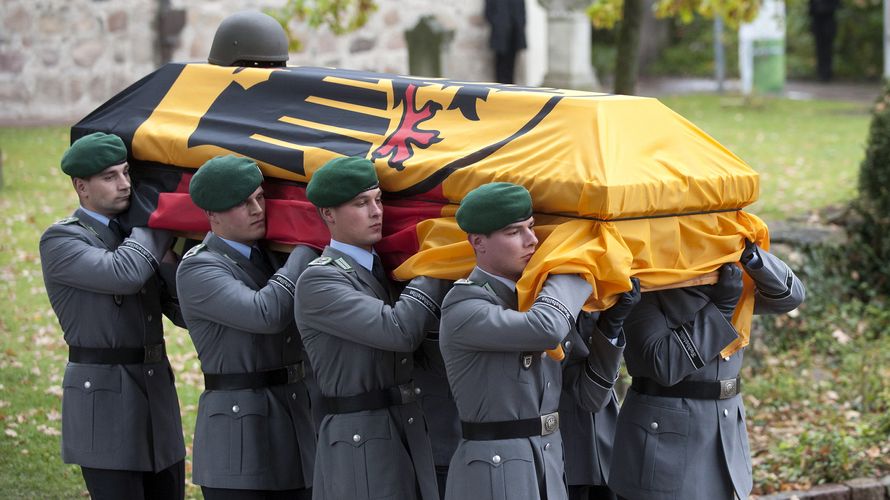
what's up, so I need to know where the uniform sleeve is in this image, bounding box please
[176,245,312,334]
[295,270,450,352]
[744,248,806,314]
[624,294,738,386]
[560,315,625,412]
[441,274,592,352]
[39,225,169,295]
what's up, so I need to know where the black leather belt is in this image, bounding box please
[631,376,741,400]
[461,412,560,440]
[322,382,418,414]
[204,363,305,391]
[68,342,166,364]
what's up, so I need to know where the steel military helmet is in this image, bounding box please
[208,10,289,67]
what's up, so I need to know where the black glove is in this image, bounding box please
[708,263,743,319]
[597,277,641,339]
[740,239,763,270]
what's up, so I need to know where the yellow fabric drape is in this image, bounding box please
[394,211,771,360]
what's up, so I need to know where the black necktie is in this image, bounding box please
[371,254,389,287]
[250,247,274,276]
[108,219,126,240]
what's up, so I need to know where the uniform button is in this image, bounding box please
[544,443,551,451]
[492,455,501,464]
[546,381,551,388]
[408,417,415,424]
[723,356,730,361]
[650,421,658,430]
[232,405,240,413]
[723,409,729,417]
[541,352,547,359]
[353,434,361,443]
[414,387,422,395]
[286,336,292,344]
[83,381,91,389]
[588,336,593,343]
[147,369,154,376]
[291,393,297,400]
[400,358,407,365]
[147,314,153,322]
[565,341,572,350]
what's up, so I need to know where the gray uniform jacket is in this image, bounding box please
[39,208,185,472]
[559,312,621,488]
[439,268,623,500]
[294,246,451,500]
[176,233,318,490]
[413,330,461,471]
[609,249,805,500]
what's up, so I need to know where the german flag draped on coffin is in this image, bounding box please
[72,62,769,358]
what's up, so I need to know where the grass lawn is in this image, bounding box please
[0,95,882,498]
[659,95,872,222]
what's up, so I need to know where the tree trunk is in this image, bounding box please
[614,0,644,95]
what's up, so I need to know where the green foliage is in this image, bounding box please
[266,0,378,51]
[587,0,760,30]
[633,0,883,79]
[846,81,890,298]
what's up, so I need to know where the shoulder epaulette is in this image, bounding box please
[454,278,478,286]
[332,257,353,271]
[55,216,79,225]
[308,255,354,272]
[182,243,207,259]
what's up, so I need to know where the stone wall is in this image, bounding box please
[1,0,504,126]
[172,0,492,79]
[1,0,158,125]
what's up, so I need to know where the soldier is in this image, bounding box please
[608,242,805,500]
[39,132,186,499]
[560,312,623,500]
[294,156,450,500]
[176,155,317,499]
[208,10,289,68]
[439,182,636,500]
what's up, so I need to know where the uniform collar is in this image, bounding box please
[475,266,517,292]
[79,206,111,227]
[214,233,252,259]
[329,239,375,272]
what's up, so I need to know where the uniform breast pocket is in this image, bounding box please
[613,400,689,493]
[451,440,537,500]
[62,364,122,452]
[325,414,412,500]
[502,352,534,385]
[200,391,270,475]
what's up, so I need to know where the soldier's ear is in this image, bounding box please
[73,177,88,195]
[320,207,336,225]
[468,233,486,253]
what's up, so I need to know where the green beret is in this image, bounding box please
[306,157,379,207]
[61,132,128,177]
[189,155,263,211]
[456,182,534,234]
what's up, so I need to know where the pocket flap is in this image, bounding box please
[461,440,534,468]
[203,390,268,419]
[62,364,121,393]
[625,401,689,436]
[327,414,391,447]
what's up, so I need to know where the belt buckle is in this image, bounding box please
[143,343,164,363]
[399,382,418,404]
[540,412,559,436]
[719,378,738,399]
[286,363,305,384]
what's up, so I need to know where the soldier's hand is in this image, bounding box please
[596,277,641,339]
[740,239,763,270]
[708,263,743,318]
